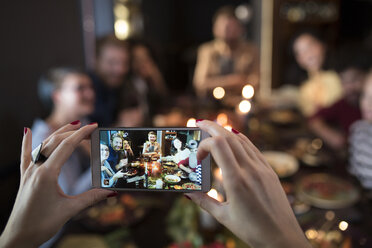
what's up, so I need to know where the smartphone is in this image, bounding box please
[91,127,211,192]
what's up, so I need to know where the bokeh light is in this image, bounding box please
[114,20,130,40]
[339,221,348,231]
[216,113,228,126]
[242,84,254,99]
[186,118,196,127]
[238,100,252,114]
[213,87,225,99]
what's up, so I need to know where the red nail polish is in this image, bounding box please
[70,120,80,125]
[24,127,28,135]
[184,195,191,200]
[89,122,98,125]
[107,191,118,198]
[196,119,204,123]
[232,128,240,134]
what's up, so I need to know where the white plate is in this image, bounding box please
[262,151,299,178]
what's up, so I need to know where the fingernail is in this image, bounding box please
[24,127,28,135]
[232,128,240,134]
[89,122,98,125]
[196,119,204,123]
[70,120,80,125]
[184,195,191,200]
[107,191,118,198]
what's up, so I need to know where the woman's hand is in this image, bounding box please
[0,123,114,248]
[113,171,125,180]
[185,120,310,248]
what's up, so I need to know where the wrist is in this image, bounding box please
[0,229,38,248]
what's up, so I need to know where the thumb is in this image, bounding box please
[185,192,225,223]
[20,127,32,177]
[71,189,117,213]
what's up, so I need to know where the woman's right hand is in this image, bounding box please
[185,120,310,248]
[113,171,125,180]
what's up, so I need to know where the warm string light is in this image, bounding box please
[186,118,196,127]
[207,188,224,202]
[339,221,348,231]
[213,87,225,99]
[216,113,228,126]
[242,84,254,99]
[238,100,252,114]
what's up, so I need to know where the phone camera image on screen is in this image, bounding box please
[98,129,205,191]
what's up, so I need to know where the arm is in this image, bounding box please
[185,120,311,248]
[308,118,345,149]
[0,123,114,248]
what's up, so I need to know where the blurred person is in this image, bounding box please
[89,34,131,126]
[100,141,125,187]
[193,5,259,98]
[32,67,95,247]
[33,67,94,196]
[0,122,311,247]
[349,71,372,190]
[292,30,343,116]
[129,41,168,121]
[308,59,366,149]
[142,131,161,159]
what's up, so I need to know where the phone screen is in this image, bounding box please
[94,128,210,192]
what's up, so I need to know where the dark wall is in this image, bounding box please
[0,0,85,168]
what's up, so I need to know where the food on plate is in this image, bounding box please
[182,183,201,190]
[174,185,183,190]
[164,175,181,183]
[262,151,299,178]
[297,173,360,209]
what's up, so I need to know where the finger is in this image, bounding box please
[185,192,226,223]
[45,123,97,170]
[235,133,272,170]
[196,137,241,193]
[42,120,81,145]
[196,120,234,138]
[41,131,76,157]
[69,189,115,215]
[20,127,32,176]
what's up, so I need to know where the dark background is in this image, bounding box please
[0,0,371,233]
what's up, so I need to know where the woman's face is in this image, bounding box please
[149,134,156,143]
[112,137,123,151]
[173,139,182,150]
[55,74,95,117]
[100,144,109,161]
[361,76,372,122]
[293,34,325,74]
[123,140,130,149]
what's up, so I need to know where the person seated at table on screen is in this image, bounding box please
[308,55,367,149]
[349,70,372,190]
[107,132,128,172]
[291,30,343,117]
[193,5,259,99]
[100,142,125,187]
[142,131,161,159]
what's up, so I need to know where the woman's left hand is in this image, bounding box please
[0,123,114,248]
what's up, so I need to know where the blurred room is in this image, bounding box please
[1,0,372,247]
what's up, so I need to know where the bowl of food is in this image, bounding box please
[262,151,299,178]
[164,175,181,184]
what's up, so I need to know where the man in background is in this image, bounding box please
[193,5,259,99]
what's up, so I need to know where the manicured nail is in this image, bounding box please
[89,122,98,125]
[232,128,240,134]
[70,120,80,125]
[196,119,204,123]
[107,191,118,198]
[24,127,28,135]
[184,195,191,200]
